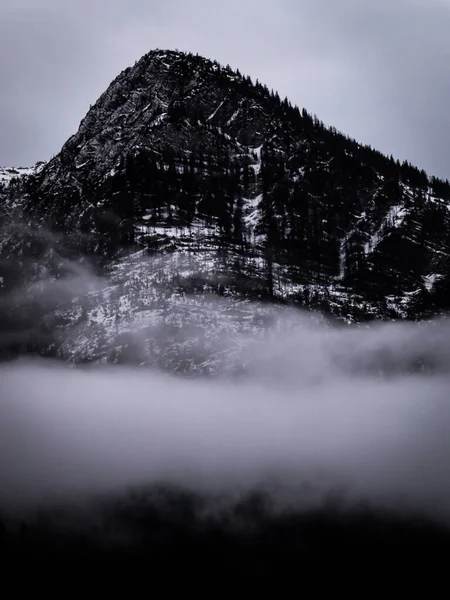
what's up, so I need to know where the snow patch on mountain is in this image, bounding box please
[0,164,43,184]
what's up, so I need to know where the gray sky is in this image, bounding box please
[1,0,450,179]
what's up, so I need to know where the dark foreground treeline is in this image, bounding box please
[1,485,449,576]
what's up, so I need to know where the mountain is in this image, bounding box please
[1,48,450,367]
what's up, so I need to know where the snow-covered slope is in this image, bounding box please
[0,162,45,185]
[0,167,32,185]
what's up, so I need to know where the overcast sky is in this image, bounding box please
[1,0,450,179]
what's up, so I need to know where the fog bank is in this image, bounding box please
[1,311,450,524]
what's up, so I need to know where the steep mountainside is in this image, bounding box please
[1,49,450,366]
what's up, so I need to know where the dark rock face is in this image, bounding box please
[1,48,450,365]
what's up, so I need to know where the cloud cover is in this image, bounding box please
[1,0,450,178]
[1,312,450,526]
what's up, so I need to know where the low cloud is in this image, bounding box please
[1,311,450,526]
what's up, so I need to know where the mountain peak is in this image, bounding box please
[40,47,289,191]
[142,48,240,76]
[1,49,449,368]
